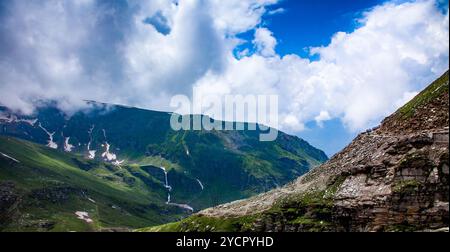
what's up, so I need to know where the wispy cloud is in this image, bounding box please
[268,7,286,15]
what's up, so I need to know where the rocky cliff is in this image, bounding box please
[141,70,449,232]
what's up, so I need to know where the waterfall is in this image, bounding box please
[159,167,172,191]
[196,179,204,190]
[159,166,193,212]
[87,125,96,159]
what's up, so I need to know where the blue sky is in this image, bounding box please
[239,0,386,58]
[0,0,449,156]
[265,0,448,58]
[259,0,448,155]
[239,0,389,155]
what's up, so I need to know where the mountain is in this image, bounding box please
[140,70,449,232]
[0,136,187,231]
[0,101,327,231]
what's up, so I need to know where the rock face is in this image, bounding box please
[330,132,448,232]
[146,71,449,232]
[0,181,20,225]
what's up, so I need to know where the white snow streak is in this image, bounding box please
[158,166,193,212]
[38,123,58,149]
[196,179,204,190]
[87,125,96,159]
[0,152,20,163]
[64,137,74,152]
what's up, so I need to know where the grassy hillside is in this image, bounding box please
[1,103,327,212]
[0,136,187,231]
[397,70,449,119]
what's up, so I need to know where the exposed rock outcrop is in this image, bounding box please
[144,71,449,232]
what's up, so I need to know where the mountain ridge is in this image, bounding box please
[0,100,327,231]
[140,70,449,232]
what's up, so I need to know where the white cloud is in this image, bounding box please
[194,0,449,132]
[0,0,448,135]
[253,27,277,57]
[315,111,331,128]
[208,0,278,35]
[268,7,286,16]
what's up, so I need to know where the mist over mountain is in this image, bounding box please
[0,101,326,231]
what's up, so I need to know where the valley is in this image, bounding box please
[139,71,449,232]
[0,102,327,231]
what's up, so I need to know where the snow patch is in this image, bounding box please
[75,211,93,223]
[112,159,125,166]
[18,118,38,126]
[0,152,20,163]
[0,113,37,126]
[87,125,96,159]
[38,123,58,149]
[101,129,119,162]
[167,202,194,212]
[0,113,13,123]
[64,137,74,152]
[102,142,117,161]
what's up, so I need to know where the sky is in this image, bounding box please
[0,0,449,156]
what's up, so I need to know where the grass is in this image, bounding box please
[1,100,330,231]
[396,70,449,119]
[392,179,421,193]
[0,136,186,231]
[140,174,348,232]
[136,214,260,232]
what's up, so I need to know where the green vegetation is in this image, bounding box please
[136,214,260,232]
[396,70,449,119]
[1,101,328,232]
[392,179,421,193]
[0,136,186,231]
[140,174,347,232]
[139,71,449,233]
[1,103,328,213]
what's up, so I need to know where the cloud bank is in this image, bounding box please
[0,0,448,133]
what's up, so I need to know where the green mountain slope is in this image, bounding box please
[0,136,187,231]
[0,103,327,213]
[139,70,449,232]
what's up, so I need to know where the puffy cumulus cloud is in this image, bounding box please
[253,28,277,57]
[208,0,278,35]
[193,0,449,132]
[0,0,448,134]
[0,0,278,114]
[315,111,331,128]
